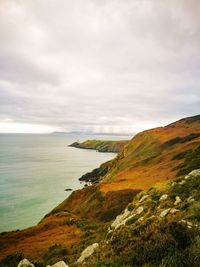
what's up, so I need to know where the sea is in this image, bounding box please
[0,133,130,232]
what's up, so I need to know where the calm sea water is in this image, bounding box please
[0,133,130,232]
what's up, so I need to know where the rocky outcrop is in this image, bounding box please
[17,259,34,267]
[77,243,99,263]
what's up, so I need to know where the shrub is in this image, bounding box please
[43,244,68,265]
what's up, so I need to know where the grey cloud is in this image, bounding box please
[0,0,200,133]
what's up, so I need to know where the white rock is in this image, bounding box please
[187,196,195,203]
[77,243,99,263]
[138,216,144,222]
[189,169,200,177]
[184,175,190,180]
[17,259,34,267]
[170,208,179,214]
[174,196,182,205]
[179,180,186,185]
[159,194,168,201]
[171,182,177,187]
[111,208,131,229]
[135,206,144,215]
[139,195,149,203]
[160,208,171,218]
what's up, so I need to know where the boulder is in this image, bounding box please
[17,259,34,267]
[189,169,200,177]
[187,196,195,203]
[139,195,149,203]
[111,208,131,229]
[160,208,171,218]
[174,196,181,205]
[159,194,168,201]
[77,243,99,263]
[170,208,179,214]
[135,206,144,215]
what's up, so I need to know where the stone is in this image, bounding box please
[77,243,99,263]
[174,196,182,205]
[139,195,149,203]
[160,208,171,218]
[17,259,34,267]
[111,208,131,229]
[170,208,179,214]
[135,206,144,215]
[138,216,144,222]
[189,169,200,177]
[179,180,186,185]
[187,196,195,203]
[159,194,168,201]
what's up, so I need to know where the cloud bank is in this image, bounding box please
[0,0,200,133]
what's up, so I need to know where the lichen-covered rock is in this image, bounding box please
[139,195,149,203]
[111,208,131,229]
[174,196,181,205]
[189,169,200,177]
[170,208,179,214]
[159,194,168,201]
[77,243,99,263]
[135,206,144,214]
[160,208,171,218]
[17,259,34,267]
[187,196,195,203]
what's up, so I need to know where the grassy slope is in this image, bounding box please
[69,140,128,153]
[83,170,200,267]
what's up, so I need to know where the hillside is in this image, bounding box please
[0,115,200,267]
[82,169,200,267]
[69,140,128,153]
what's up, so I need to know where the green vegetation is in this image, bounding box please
[43,244,68,266]
[0,253,24,267]
[70,139,128,153]
[173,145,200,176]
[82,170,200,267]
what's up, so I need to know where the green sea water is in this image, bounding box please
[0,134,129,232]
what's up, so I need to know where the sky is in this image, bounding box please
[0,0,200,134]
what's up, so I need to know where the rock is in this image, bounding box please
[135,206,144,215]
[189,169,200,177]
[138,216,144,222]
[111,208,131,229]
[47,261,68,267]
[139,195,149,203]
[17,259,34,267]
[174,196,182,205]
[160,208,171,218]
[170,208,179,214]
[187,196,195,203]
[159,194,168,201]
[77,243,99,263]
[171,182,177,187]
[179,180,186,185]
[184,175,190,180]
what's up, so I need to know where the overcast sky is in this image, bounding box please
[0,0,200,134]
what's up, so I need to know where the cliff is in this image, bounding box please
[69,139,128,153]
[0,115,200,267]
